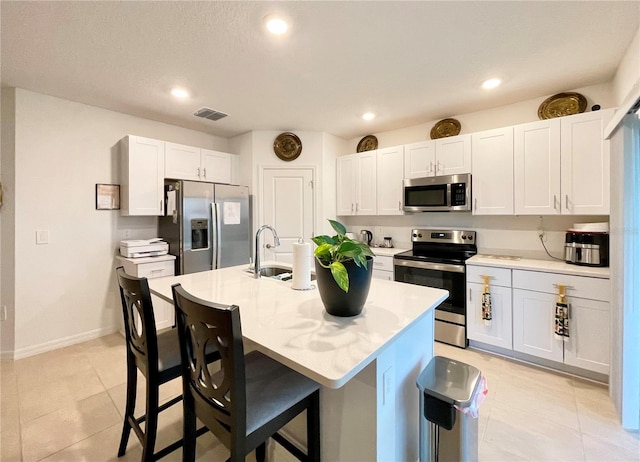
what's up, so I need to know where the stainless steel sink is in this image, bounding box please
[245,264,316,281]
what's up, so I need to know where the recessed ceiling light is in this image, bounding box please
[171,87,190,99]
[362,112,376,120]
[265,15,289,35]
[482,78,502,90]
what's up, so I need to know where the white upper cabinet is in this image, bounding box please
[377,146,404,215]
[404,134,471,179]
[337,154,357,215]
[165,142,235,184]
[514,118,561,215]
[165,142,201,181]
[120,135,165,216]
[336,151,377,216]
[201,149,232,184]
[560,109,613,215]
[471,126,514,215]
[514,109,613,215]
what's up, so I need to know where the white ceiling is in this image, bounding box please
[2,1,638,140]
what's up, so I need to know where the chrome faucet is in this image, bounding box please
[254,225,280,278]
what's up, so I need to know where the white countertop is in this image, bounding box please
[370,247,409,257]
[147,262,447,388]
[467,254,610,278]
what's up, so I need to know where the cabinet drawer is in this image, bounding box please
[136,260,175,279]
[373,255,393,272]
[467,265,511,287]
[512,270,609,302]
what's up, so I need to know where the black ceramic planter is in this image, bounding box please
[315,257,373,317]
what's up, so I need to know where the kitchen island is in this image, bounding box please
[148,263,448,461]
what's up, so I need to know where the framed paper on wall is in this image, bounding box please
[96,183,120,210]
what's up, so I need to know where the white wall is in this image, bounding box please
[230,130,346,240]
[613,28,640,106]
[5,88,230,358]
[346,83,614,153]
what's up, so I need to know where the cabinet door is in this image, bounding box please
[404,141,435,178]
[467,283,513,349]
[435,134,471,176]
[121,135,165,216]
[377,146,404,215]
[514,119,561,215]
[471,127,514,215]
[560,109,613,215]
[564,298,610,374]
[165,142,200,181]
[512,289,564,363]
[201,149,232,184]
[356,151,377,215]
[337,154,356,215]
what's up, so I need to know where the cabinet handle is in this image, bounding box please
[351,203,355,212]
[203,168,207,179]
[553,195,558,211]
[469,288,472,301]
[160,200,163,214]
[398,200,402,211]
[565,194,569,210]
[474,198,478,210]
[197,167,201,178]
[437,161,443,174]
[355,203,359,213]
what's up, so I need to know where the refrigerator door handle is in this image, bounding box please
[211,202,222,269]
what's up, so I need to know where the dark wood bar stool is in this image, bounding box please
[172,283,321,462]
[115,267,218,461]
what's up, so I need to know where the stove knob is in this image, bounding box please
[461,235,467,240]
[418,233,423,238]
[412,233,418,238]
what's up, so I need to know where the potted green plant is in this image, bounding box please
[311,219,375,317]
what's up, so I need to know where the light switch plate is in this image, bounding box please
[36,229,50,244]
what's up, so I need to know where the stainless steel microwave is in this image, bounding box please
[403,173,472,212]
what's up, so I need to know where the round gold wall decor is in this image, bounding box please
[537,92,587,119]
[357,135,378,152]
[430,118,461,139]
[273,132,302,161]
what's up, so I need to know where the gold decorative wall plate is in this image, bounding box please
[357,135,378,152]
[430,118,461,139]
[273,132,302,161]
[537,92,587,119]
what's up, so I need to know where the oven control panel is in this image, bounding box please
[411,229,476,245]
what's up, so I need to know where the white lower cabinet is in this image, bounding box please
[372,255,394,280]
[512,269,610,375]
[466,265,513,349]
[116,255,176,329]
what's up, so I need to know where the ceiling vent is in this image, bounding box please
[193,107,228,121]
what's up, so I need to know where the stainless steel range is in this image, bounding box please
[393,229,477,348]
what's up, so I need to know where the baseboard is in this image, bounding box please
[12,326,121,360]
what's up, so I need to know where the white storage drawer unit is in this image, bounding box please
[372,255,394,281]
[512,270,609,302]
[466,265,513,349]
[135,259,175,279]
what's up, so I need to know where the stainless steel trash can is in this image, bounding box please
[416,356,481,462]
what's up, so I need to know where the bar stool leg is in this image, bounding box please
[118,358,137,457]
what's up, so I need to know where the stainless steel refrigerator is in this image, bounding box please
[158,180,251,275]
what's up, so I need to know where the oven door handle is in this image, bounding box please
[393,258,466,273]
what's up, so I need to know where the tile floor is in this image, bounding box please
[1,334,638,461]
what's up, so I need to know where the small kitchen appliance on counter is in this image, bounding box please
[564,222,609,267]
[360,229,372,245]
[394,229,477,348]
[119,238,168,258]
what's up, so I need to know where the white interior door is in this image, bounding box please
[261,167,314,263]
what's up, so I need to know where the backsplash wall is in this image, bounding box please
[341,214,609,260]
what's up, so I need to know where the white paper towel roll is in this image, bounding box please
[292,240,312,290]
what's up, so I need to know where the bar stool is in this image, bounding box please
[172,283,321,462]
[115,267,218,461]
